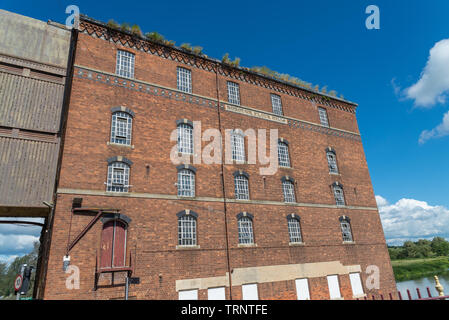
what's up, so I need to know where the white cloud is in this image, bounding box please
[0,218,43,260]
[418,110,449,144]
[376,196,449,245]
[405,39,449,107]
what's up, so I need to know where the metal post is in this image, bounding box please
[16,264,26,300]
[125,277,129,300]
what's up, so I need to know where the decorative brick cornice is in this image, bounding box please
[74,66,361,142]
[78,16,357,114]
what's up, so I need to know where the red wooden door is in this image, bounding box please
[113,220,127,267]
[100,221,114,268]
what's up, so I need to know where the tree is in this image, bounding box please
[431,237,449,256]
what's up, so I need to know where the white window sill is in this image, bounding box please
[289,242,305,246]
[343,241,356,245]
[238,243,257,248]
[353,294,366,299]
[107,142,134,149]
[329,172,340,176]
[279,165,293,169]
[176,245,200,250]
[330,297,344,300]
[235,198,251,202]
[178,196,196,200]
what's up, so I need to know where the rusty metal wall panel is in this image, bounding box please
[0,71,64,133]
[0,136,60,207]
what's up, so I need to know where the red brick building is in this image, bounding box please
[42,15,396,300]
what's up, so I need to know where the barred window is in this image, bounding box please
[287,216,302,243]
[231,130,245,162]
[178,169,195,197]
[271,94,283,115]
[116,50,135,78]
[234,175,250,200]
[340,217,353,242]
[327,151,339,174]
[178,214,197,246]
[238,216,254,245]
[282,180,296,203]
[177,67,192,93]
[333,185,345,206]
[227,81,240,105]
[318,107,329,127]
[111,112,132,145]
[177,123,194,154]
[278,141,291,167]
[107,162,130,192]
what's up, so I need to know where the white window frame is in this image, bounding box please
[177,67,192,93]
[238,216,254,245]
[288,217,302,243]
[177,123,194,154]
[227,81,240,105]
[327,275,342,300]
[295,279,310,300]
[178,289,198,300]
[318,107,329,127]
[242,284,258,300]
[116,50,135,79]
[278,142,291,167]
[333,185,345,206]
[231,130,245,162]
[106,162,130,193]
[178,169,195,197]
[208,287,226,300]
[178,214,197,246]
[111,112,132,145]
[340,218,353,242]
[234,175,250,200]
[282,180,296,203]
[271,94,283,115]
[327,151,339,174]
[349,273,364,297]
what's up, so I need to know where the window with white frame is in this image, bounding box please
[333,184,345,206]
[116,50,135,78]
[242,284,258,300]
[340,217,353,242]
[178,289,198,300]
[177,67,192,93]
[231,130,245,162]
[287,216,302,243]
[237,214,254,245]
[107,161,130,192]
[178,213,197,246]
[178,169,195,197]
[227,81,240,105]
[318,107,329,127]
[234,174,250,200]
[327,275,342,299]
[111,111,133,145]
[177,123,193,154]
[349,273,364,296]
[327,150,339,174]
[278,141,291,167]
[271,94,283,115]
[282,180,296,203]
[208,287,226,300]
[295,279,310,300]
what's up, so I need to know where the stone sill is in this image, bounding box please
[176,245,200,250]
[343,241,356,245]
[237,244,257,248]
[107,141,134,149]
[353,294,366,299]
[289,242,305,247]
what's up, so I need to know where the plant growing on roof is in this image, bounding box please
[120,22,131,33]
[180,43,193,52]
[222,53,231,64]
[192,46,203,55]
[145,31,165,43]
[131,25,142,37]
[106,19,119,29]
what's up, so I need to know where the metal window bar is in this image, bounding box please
[227,82,240,105]
[333,186,345,206]
[235,175,250,200]
[178,215,197,246]
[177,67,192,93]
[177,123,193,154]
[111,112,132,145]
[318,107,329,127]
[238,217,254,244]
[278,142,291,167]
[231,131,245,162]
[116,50,135,79]
[271,94,283,115]
[107,162,130,192]
[283,181,296,203]
[288,218,302,243]
[178,169,195,197]
[340,220,353,242]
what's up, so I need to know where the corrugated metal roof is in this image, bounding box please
[0,136,60,207]
[0,71,64,133]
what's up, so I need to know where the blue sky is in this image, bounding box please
[1,0,449,254]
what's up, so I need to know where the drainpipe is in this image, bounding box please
[214,62,233,299]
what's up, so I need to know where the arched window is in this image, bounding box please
[282,177,296,203]
[177,210,198,246]
[106,158,132,192]
[234,171,250,200]
[339,216,353,242]
[111,110,133,145]
[287,214,302,243]
[177,166,196,197]
[177,121,193,154]
[231,130,245,162]
[100,217,129,269]
[326,148,338,174]
[278,139,291,167]
[237,213,254,245]
[332,183,345,206]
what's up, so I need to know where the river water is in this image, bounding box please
[396,271,449,300]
